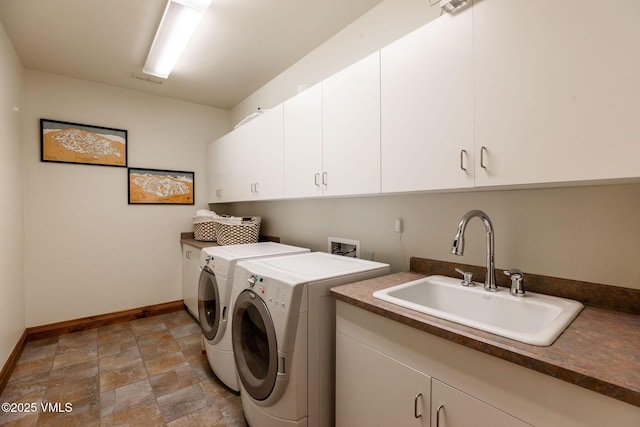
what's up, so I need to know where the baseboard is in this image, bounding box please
[26,300,184,341]
[0,300,185,395]
[0,330,28,394]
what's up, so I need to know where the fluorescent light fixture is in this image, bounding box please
[143,0,212,79]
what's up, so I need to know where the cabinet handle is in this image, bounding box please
[322,172,328,186]
[414,393,422,419]
[436,404,445,427]
[315,173,320,187]
[480,146,488,169]
[255,182,259,193]
[460,149,467,171]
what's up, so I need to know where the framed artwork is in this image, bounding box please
[128,168,195,205]
[40,119,127,167]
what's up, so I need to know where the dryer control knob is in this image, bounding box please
[247,275,258,287]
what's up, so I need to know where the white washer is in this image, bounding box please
[230,252,390,427]
[198,242,309,391]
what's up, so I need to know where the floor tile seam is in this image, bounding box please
[136,337,181,356]
[13,323,153,425]
[100,380,160,424]
[97,340,144,372]
[53,324,130,425]
[132,328,172,352]
[0,407,42,425]
[139,341,180,413]
[16,341,58,365]
[144,349,193,391]
[96,327,137,349]
[153,382,213,425]
[147,369,176,425]
[30,315,213,426]
[10,362,57,426]
[96,341,139,363]
[145,337,210,424]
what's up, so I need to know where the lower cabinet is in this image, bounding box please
[431,379,530,427]
[336,301,640,426]
[336,332,431,426]
[181,244,201,319]
[336,329,529,427]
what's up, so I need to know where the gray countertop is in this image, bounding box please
[331,260,640,408]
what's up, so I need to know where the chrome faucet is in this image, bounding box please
[451,210,498,292]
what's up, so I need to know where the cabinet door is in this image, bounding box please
[381,8,474,192]
[229,127,254,202]
[250,105,284,200]
[323,52,381,197]
[207,139,223,202]
[208,132,242,203]
[208,106,284,202]
[336,332,430,427]
[474,0,640,187]
[432,379,531,427]
[283,83,323,198]
[182,245,201,319]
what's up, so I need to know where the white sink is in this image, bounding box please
[372,275,584,346]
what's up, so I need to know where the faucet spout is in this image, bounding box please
[451,210,497,292]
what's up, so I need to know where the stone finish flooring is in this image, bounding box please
[0,310,247,426]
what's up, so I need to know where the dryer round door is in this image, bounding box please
[232,289,278,401]
[198,267,221,341]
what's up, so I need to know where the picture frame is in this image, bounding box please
[40,118,127,167]
[128,168,195,205]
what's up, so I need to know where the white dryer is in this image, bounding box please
[198,242,309,392]
[230,252,390,427]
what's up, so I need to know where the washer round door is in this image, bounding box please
[232,289,278,401]
[198,267,221,341]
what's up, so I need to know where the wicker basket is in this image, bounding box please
[213,217,261,246]
[193,221,216,241]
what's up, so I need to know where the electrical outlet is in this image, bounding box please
[395,218,403,233]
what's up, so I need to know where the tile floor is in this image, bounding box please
[0,310,247,426]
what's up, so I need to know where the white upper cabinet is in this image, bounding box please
[322,52,381,197]
[381,7,474,193]
[208,136,224,202]
[248,105,284,200]
[474,0,640,187]
[210,0,640,203]
[208,129,246,203]
[208,105,284,202]
[283,83,323,198]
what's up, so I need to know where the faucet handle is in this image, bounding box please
[504,269,525,297]
[454,268,475,287]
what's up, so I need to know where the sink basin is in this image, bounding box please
[372,275,584,346]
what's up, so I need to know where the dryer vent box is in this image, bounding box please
[328,237,360,258]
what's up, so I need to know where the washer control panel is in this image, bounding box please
[245,272,293,313]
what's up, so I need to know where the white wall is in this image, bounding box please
[216,184,640,290]
[0,21,25,367]
[23,71,230,327]
[230,0,443,126]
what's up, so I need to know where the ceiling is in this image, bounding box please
[0,0,384,110]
